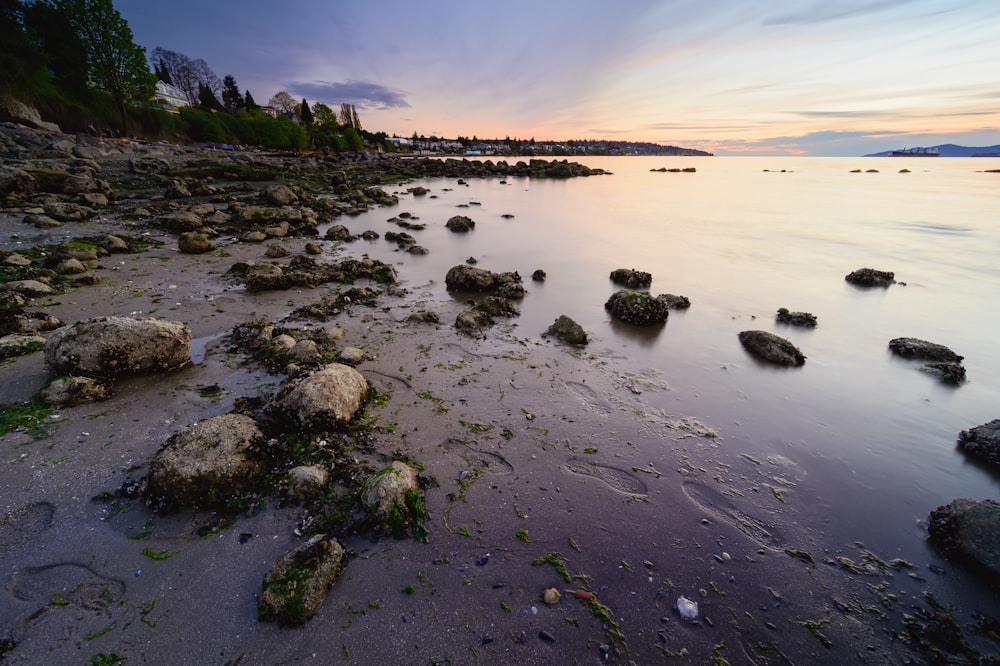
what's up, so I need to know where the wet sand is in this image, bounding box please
[0,147,987,665]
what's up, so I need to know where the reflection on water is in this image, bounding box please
[333,154,1000,601]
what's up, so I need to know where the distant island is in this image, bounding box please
[865,144,1000,157]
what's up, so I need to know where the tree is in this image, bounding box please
[154,58,172,84]
[197,82,224,111]
[299,98,313,126]
[150,48,220,106]
[244,90,258,111]
[54,0,154,134]
[21,0,90,99]
[311,102,337,127]
[339,103,362,130]
[352,106,362,132]
[269,91,296,113]
[221,75,242,112]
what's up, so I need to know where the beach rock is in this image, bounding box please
[284,465,330,503]
[102,235,129,253]
[0,166,37,198]
[362,461,425,536]
[604,290,669,326]
[927,499,1000,583]
[3,253,31,267]
[957,420,1000,467]
[325,225,355,242]
[921,362,966,385]
[244,263,291,292]
[544,315,588,345]
[43,316,191,378]
[531,269,546,282]
[446,265,497,292]
[0,279,55,298]
[738,330,806,366]
[845,268,895,287]
[776,308,817,327]
[446,215,475,232]
[272,363,368,431]
[338,346,365,365]
[657,294,691,309]
[258,535,344,626]
[408,245,429,255]
[264,244,289,259]
[0,310,62,335]
[178,232,213,254]
[263,184,298,206]
[0,334,46,360]
[888,337,963,362]
[146,413,265,510]
[39,375,110,406]
[455,309,495,332]
[25,214,60,229]
[43,202,94,221]
[158,211,203,232]
[610,268,652,289]
[130,156,170,174]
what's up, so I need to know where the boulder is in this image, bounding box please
[845,268,895,287]
[178,232,213,254]
[165,179,191,198]
[262,184,299,206]
[39,375,110,406]
[145,413,265,510]
[957,420,1000,467]
[43,316,191,378]
[258,535,344,626]
[284,465,330,503]
[102,235,129,253]
[0,280,55,298]
[363,461,420,518]
[0,166,37,198]
[544,315,588,345]
[0,310,62,335]
[244,263,290,292]
[604,290,669,326]
[738,330,806,366]
[609,268,652,289]
[43,202,94,221]
[0,94,61,132]
[53,257,87,275]
[272,363,368,431]
[531,269,546,282]
[455,309,495,332]
[776,308,816,327]
[445,264,497,292]
[324,225,355,242]
[928,499,1000,583]
[446,215,475,232]
[888,337,963,363]
[657,294,691,309]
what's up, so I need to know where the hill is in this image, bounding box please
[865,144,1000,157]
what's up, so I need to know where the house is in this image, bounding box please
[153,80,189,112]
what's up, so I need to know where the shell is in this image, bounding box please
[543,588,561,604]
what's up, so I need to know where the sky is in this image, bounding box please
[114,0,1000,156]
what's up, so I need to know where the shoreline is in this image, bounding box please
[1,125,995,664]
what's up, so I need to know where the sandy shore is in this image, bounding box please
[0,135,987,664]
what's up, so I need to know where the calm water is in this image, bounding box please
[341,155,1000,582]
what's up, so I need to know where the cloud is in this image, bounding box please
[762,0,922,26]
[287,80,410,110]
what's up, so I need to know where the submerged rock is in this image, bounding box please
[657,293,691,310]
[445,215,475,232]
[928,499,1000,583]
[544,315,588,345]
[445,265,497,291]
[921,362,966,385]
[145,413,265,510]
[259,535,345,626]
[43,316,191,378]
[845,267,895,287]
[738,330,806,366]
[888,337,963,363]
[609,268,652,289]
[957,419,1000,467]
[776,308,817,327]
[605,290,668,326]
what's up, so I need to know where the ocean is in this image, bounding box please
[338,154,999,608]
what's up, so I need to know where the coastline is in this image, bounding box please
[0,126,995,664]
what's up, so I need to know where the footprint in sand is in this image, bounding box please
[683,481,785,550]
[565,381,613,415]
[443,439,514,474]
[8,563,125,611]
[0,502,55,555]
[563,460,647,495]
[442,343,482,363]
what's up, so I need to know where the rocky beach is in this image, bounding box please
[1,124,998,665]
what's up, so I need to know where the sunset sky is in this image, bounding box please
[115,0,1000,156]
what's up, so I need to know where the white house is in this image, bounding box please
[154,81,189,112]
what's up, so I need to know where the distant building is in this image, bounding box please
[258,106,279,118]
[153,80,189,112]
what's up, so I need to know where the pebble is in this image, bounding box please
[538,630,555,643]
[476,553,490,566]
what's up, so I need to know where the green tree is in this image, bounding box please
[54,0,154,134]
[244,90,257,111]
[21,0,89,100]
[197,82,224,111]
[311,102,337,127]
[299,98,313,126]
[221,75,242,112]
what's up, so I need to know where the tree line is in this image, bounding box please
[0,0,386,152]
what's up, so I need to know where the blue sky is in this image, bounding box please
[115,0,1000,155]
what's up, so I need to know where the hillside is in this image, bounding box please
[865,143,1000,157]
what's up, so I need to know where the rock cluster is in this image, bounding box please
[444,264,525,298]
[845,267,896,287]
[888,337,966,384]
[609,268,652,289]
[776,308,817,327]
[604,290,669,326]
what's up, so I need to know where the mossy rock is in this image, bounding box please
[258,535,345,626]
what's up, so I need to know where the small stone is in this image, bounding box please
[538,630,555,643]
[543,588,561,605]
